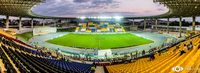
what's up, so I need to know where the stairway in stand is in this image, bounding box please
[95,66,105,73]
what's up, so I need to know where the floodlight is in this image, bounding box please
[113,16,123,20]
[79,16,86,20]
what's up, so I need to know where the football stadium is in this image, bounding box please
[0,0,200,73]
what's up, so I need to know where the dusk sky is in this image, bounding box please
[0,0,199,22]
[32,0,168,17]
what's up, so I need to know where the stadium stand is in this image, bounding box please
[0,32,94,73]
[1,0,200,73]
[106,34,200,73]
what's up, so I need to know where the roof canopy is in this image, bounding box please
[154,0,200,18]
[0,0,45,18]
[0,0,200,19]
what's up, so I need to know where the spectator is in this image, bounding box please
[142,50,145,56]
[158,51,162,56]
[198,45,200,49]
[135,50,138,58]
[183,44,188,50]
[187,42,193,50]
[179,50,186,56]
[149,54,155,61]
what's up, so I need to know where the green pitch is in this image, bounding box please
[46,33,153,49]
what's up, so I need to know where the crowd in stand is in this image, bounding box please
[101,33,200,65]
[105,33,200,73]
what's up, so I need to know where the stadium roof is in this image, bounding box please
[0,0,44,18]
[0,0,200,19]
[155,0,200,18]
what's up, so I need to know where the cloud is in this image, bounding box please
[92,0,117,5]
[32,0,168,17]
[73,0,91,3]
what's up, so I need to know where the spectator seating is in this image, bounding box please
[0,32,94,73]
[106,35,200,73]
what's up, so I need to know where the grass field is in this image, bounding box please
[46,33,153,49]
[16,32,33,41]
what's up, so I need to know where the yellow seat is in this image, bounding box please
[106,36,200,73]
